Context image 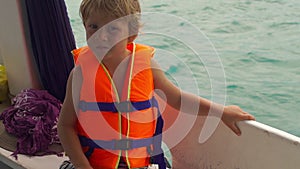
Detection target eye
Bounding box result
[88,24,99,30]
[108,25,120,33]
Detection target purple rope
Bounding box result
[0,89,62,158]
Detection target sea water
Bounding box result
[65,0,300,137]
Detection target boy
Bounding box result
[58,0,255,168]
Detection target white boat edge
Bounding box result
[0,147,68,169]
[241,120,300,144]
[170,117,300,169]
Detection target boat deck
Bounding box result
[0,100,68,169]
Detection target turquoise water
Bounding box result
[65,0,300,137]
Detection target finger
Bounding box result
[243,113,255,120]
[228,122,241,136]
[240,112,255,121]
[248,114,255,120]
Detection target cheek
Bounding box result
[86,32,90,41]
[85,27,97,40]
[114,30,129,41]
[86,31,95,40]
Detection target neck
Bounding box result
[102,49,131,76]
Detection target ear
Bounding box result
[128,35,138,43]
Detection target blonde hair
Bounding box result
[80,0,141,36]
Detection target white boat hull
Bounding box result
[170,117,300,169]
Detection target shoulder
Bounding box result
[71,46,89,63]
[66,66,82,89]
[133,43,155,58]
[151,59,167,85]
[71,66,83,85]
[72,46,95,65]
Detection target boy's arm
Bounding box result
[151,59,254,135]
[57,68,93,169]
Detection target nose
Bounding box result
[98,29,108,41]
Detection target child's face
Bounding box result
[85,12,130,59]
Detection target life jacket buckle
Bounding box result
[114,139,132,150]
[115,101,134,112]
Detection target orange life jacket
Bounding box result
[72,43,165,169]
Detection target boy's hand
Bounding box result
[221,105,255,136]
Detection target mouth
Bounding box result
[93,45,111,54]
[96,45,109,49]
[91,46,111,58]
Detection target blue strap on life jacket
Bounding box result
[79,99,152,112]
[79,135,154,151]
[149,97,166,169]
[78,97,166,168]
